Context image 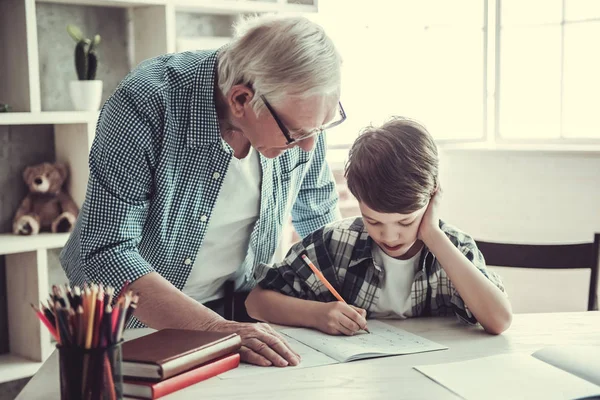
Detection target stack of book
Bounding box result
[121,329,242,399]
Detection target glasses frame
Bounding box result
[260,95,347,145]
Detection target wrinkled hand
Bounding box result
[212,320,301,367]
[313,301,368,336]
[417,187,442,245]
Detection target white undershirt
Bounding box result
[182,146,262,304]
[370,244,421,319]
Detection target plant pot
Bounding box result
[69,80,103,111]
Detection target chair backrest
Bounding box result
[475,234,600,312]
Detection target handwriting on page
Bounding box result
[281,321,447,363]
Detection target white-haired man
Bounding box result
[61,15,344,367]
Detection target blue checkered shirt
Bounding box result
[60,50,340,326]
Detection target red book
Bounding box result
[123,353,240,399]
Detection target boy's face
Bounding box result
[359,201,428,259]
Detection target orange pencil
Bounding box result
[84,284,98,349]
[301,254,370,334]
[92,289,104,348]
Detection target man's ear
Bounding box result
[228,84,255,118]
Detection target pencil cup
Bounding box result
[58,341,123,400]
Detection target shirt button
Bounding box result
[200,215,208,222]
[212,172,220,179]
[184,258,192,265]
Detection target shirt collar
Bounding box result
[348,218,375,267]
[188,50,222,149]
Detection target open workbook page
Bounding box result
[218,336,338,379]
[281,320,447,363]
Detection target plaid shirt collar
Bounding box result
[256,216,505,324]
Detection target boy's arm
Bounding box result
[419,192,512,335]
[247,226,367,335]
[246,287,367,335]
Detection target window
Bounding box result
[499,0,600,140]
[313,0,600,160]
[313,0,486,152]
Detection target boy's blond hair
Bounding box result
[345,117,438,214]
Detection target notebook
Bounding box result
[123,353,240,399]
[121,329,241,380]
[220,320,446,379]
[219,335,339,379]
[415,345,600,400]
[281,320,447,363]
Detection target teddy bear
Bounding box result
[12,162,79,235]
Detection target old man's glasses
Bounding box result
[261,95,346,145]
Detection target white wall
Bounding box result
[438,149,600,243]
[438,149,600,312]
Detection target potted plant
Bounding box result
[66,24,102,111]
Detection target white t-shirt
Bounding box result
[182,146,262,303]
[370,244,421,319]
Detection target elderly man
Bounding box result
[60,14,344,367]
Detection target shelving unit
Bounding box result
[0,234,70,256]
[0,234,67,384]
[0,111,99,125]
[36,0,318,14]
[0,0,317,383]
[0,355,45,384]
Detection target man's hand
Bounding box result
[311,301,368,336]
[209,320,301,367]
[417,187,443,246]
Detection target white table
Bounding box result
[16,312,600,400]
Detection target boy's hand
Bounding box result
[312,301,368,336]
[417,188,443,245]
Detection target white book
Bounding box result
[218,336,338,379]
[219,320,447,379]
[415,345,600,400]
[282,320,448,363]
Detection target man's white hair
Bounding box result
[217,14,341,115]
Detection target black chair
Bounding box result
[223,280,256,322]
[475,234,600,311]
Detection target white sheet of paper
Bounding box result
[415,353,600,400]
[218,336,337,379]
[281,320,447,363]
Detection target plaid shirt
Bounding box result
[60,50,340,326]
[255,217,506,324]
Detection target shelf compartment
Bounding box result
[0,354,47,384]
[0,233,70,256]
[0,111,99,126]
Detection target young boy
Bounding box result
[246,117,512,336]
